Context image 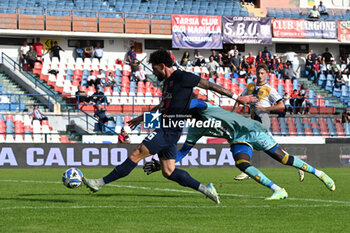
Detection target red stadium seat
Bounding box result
[74,69,83,76]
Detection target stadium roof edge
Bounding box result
[0,29,172,39]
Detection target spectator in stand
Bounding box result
[297,84,307,114]
[283,47,298,66]
[118,128,131,144]
[193,50,205,67]
[327,58,339,75]
[211,50,219,62]
[28,104,48,121]
[228,45,239,57]
[84,40,94,59]
[130,58,140,74]
[241,56,249,72]
[217,53,225,67]
[230,50,241,73]
[318,1,328,16]
[282,62,297,81]
[180,51,190,66]
[342,62,350,75]
[134,65,149,83]
[269,55,280,73]
[207,55,220,78]
[87,70,99,88]
[278,57,287,72]
[91,89,107,106]
[96,69,106,87]
[339,48,348,65]
[26,46,37,70]
[94,104,114,132]
[49,41,64,61]
[322,47,334,64]
[305,54,314,77]
[32,38,44,60]
[283,92,293,114]
[127,46,137,64]
[262,47,272,60]
[93,42,103,61]
[105,72,117,87]
[169,50,176,64]
[307,49,317,62]
[255,51,264,64]
[311,59,321,82]
[342,110,350,123]
[75,41,84,60]
[19,41,30,67]
[76,86,91,106]
[246,51,255,65]
[222,52,231,68]
[309,5,320,19]
[247,63,256,77]
[290,89,299,113]
[334,69,348,89]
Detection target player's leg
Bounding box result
[83,143,151,192]
[83,129,165,192]
[265,144,335,191]
[159,148,220,204]
[232,143,288,200]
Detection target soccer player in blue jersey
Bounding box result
[83,49,256,204]
[144,99,336,200]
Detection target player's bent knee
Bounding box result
[129,143,150,163]
[235,159,251,171]
[161,166,175,178]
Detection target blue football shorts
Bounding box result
[142,128,182,159]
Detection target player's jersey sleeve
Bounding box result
[268,87,282,103]
[180,71,201,88]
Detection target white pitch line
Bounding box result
[0,179,349,205]
[1,204,350,211]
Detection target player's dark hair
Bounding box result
[149,49,173,68]
[257,63,268,73]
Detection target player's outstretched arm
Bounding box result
[127,104,162,129]
[197,79,257,105]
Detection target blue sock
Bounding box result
[292,156,316,174]
[168,168,201,190]
[245,166,280,190]
[103,157,137,184]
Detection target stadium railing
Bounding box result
[67,108,118,134]
[1,52,57,97]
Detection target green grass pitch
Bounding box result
[1,168,350,233]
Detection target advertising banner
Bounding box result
[223,16,272,44]
[272,19,337,39]
[0,144,347,168]
[171,14,222,49]
[300,0,350,9]
[338,21,350,42]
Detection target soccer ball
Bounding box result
[62,168,83,189]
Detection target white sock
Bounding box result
[314,169,322,178]
[271,184,282,191]
[98,178,105,186]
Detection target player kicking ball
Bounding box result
[82,49,256,204]
[143,99,336,200]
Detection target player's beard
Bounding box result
[156,74,165,82]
